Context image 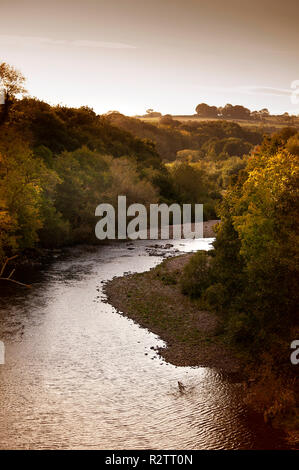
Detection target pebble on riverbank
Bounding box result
[104,221,240,374]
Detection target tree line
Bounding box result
[143,103,298,123]
[195,102,267,120]
[180,128,299,429]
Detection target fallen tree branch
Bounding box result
[0,277,32,288]
[0,256,32,288]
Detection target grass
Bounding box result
[104,254,240,372]
[138,115,299,131]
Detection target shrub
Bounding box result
[203,283,227,310]
[226,312,255,346]
[203,201,217,220]
[180,251,211,297]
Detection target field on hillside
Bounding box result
[138,114,299,133]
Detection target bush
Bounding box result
[226,312,255,346]
[180,251,212,297]
[203,201,217,220]
[38,203,71,248]
[203,283,227,310]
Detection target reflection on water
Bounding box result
[0,239,287,449]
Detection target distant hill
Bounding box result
[105,112,264,161]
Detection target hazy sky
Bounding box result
[1,0,299,115]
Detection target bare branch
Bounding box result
[8,268,15,279]
[0,255,31,288]
[0,277,31,288]
[0,255,18,276]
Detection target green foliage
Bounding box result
[180,251,212,297]
[218,156,248,188]
[166,161,219,220]
[38,200,71,248]
[0,96,265,259]
[53,147,110,241]
[182,129,299,354]
[226,312,256,346]
[104,113,263,216]
[106,113,262,162]
[203,283,227,311]
[0,96,162,255]
[0,129,60,259]
[285,133,299,156]
[9,99,162,169]
[1,67,295,290]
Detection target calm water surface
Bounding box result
[0,239,287,449]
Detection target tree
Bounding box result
[219,104,250,120]
[145,109,162,117]
[195,103,218,118]
[167,161,211,206]
[0,128,59,258]
[207,130,298,337]
[0,62,27,123]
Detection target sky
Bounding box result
[1,0,299,115]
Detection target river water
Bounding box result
[0,239,287,449]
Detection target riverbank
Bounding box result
[104,219,243,374]
[105,252,240,373]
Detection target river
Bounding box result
[0,238,287,449]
